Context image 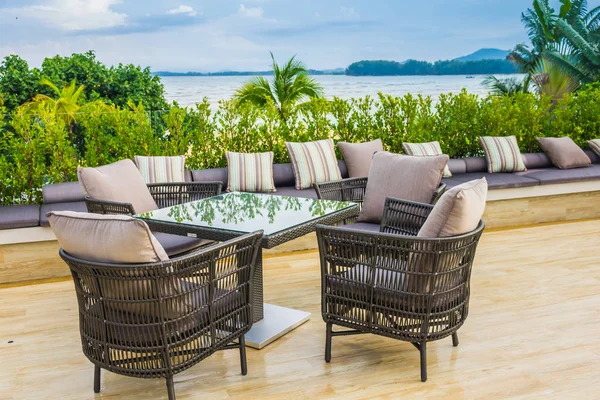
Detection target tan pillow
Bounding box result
[358,152,448,223]
[418,178,487,238]
[286,139,342,189]
[47,211,168,263]
[338,139,384,178]
[537,137,591,169]
[78,159,158,213]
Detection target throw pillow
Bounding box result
[588,139,600,158]
[418,178,488,238]
[77,159,158,214]
[538,137,591,169]
[338,139,384,178]
[285,139,342,190]
[402,141,452,178]
[225,151,276,193]
[358,152,448,223]
[479,136,527,173]
[47,211,169,263]
[134,155,186,183]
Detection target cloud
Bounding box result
[167,5,197,17]
[238,4,264,18]
[340,6,360,19]
[4,0,127,31]
[260,20,376,37]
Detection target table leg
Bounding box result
[252,249,264,322]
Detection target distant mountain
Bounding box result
[453,48,510,62]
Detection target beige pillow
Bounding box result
[47,211,168,263]
[78,159,158,213]
[537,137,591,169]
[134,155,186,183]
[358,152,448,223]
[338,139,384,178]
[285,139,342,189]
[418,178,487,238]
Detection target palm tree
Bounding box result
[25,78,85,128]
[482,76,532,96]
[234,53,324,123]
[532,57,580,101]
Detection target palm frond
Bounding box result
[542,49,591,82]
[556,18,600,64]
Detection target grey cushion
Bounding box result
[585,149,600,164]
[272,164,296,187]
[342,222,381,232]
[448,159,467,175]
[521,164,600,185]
[338,139,384,178]
[0,205,40,229]
[272,186,318,199]
[463,157,488,173]
[152,232,212,257]
[522,153,553,169]
[442,172,539,189]
[40,201,88,227]
[42,182,85,204]
[184,169,193,182]
[191,167,227,185]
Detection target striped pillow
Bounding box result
[134,156,186,183]
[479,136,527,173]
[286,139,342,190]
[588,139,600,157]
[403,141,452,177]
[226,152,276,193]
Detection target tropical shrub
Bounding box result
[2,88,600,205]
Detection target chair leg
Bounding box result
[239,335,248,376]
[325,322,332,363]
[166,376,176,400]
[419,342,427,382]
[452,332,459,347]
[93,365,101,393]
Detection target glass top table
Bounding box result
[137,192,359,349]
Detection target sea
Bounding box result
[161,74,523,108]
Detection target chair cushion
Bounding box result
[46,211,168,263]
[538,137,591,169]
[479,136,527,173]
[152,232,212,257]
[338,139,384,178]
[418,178,487,238]
[463,157,488,173]
[403,141,452,177]
[358,152,448,223]
[448,159,467,175]
[273,186,319,199]
[342,222,381,232]
[286,139,342,189]
[134,155,186,183]
[77,159,158,214]
[42,182,85,204]
[40,201,88,227]
[0,205,40,230]
[225,151,276,193]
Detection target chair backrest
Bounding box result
[59,231,262,377]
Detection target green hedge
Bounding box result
[1,88,600,205]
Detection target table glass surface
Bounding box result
[136,192,356,236]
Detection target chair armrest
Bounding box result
[147,181,223,209]
[314,177,368,203]
[430,182,447,204]
[85,197,135,215]
[380,197,434,236]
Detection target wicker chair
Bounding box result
[314,177,447,207]
[85,182,223,216]
[60,231,263,400]
[316,197,484,382]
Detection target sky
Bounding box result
[0,0,595,72]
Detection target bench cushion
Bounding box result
[442,172,539,189]
[0,205,40,230]
[522,153,553,169]
[42,182,85,204]
[40,201,88,227]
[521,164,600,185]
[273,186,318,199]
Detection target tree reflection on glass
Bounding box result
[140,192,353,228]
